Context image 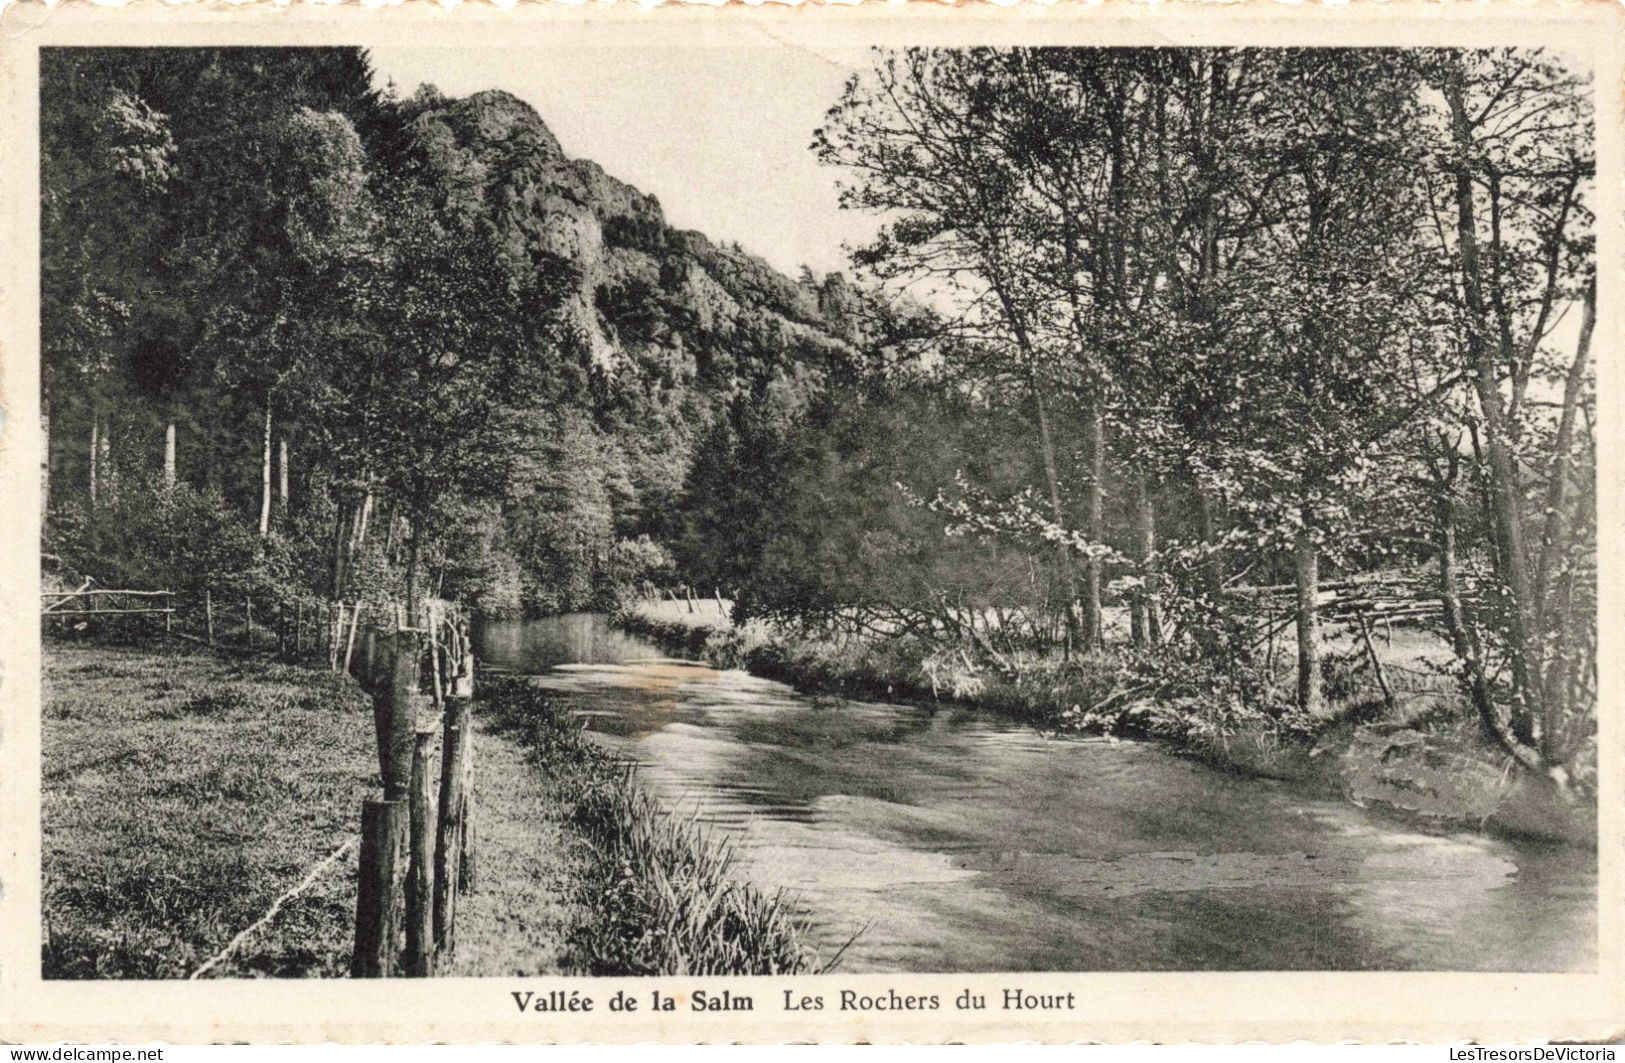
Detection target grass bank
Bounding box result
[475,676,820,975]
[436,702,579,977]
[44,641,817,979]
[43,644,376,978]
[614,604,1595,849]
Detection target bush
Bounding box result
[567,778,815,976]
[52,480,267,598]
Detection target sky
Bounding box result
[367,45,884,280]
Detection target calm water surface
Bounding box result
[478,613,1596,972]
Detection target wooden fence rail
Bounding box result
[42,588,175,634]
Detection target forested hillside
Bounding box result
[41,47,895,618]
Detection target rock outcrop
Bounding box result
[405,88,862,387]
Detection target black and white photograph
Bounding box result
[14,12,1613,1027]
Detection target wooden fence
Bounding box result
[1233,575,1466,713]
[196,591,362,666]
[41,579,376,669]
[344,602,478,977]
[42,585,175,633]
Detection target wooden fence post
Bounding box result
[433,695,471,957]
[459,727,477,891]
[404,726,437,977]
[205,590,215,646]
[373,629,423,801]
[344,602,365,676]
[351,797,406,978]
[244,595,253,648]
[329,603,344,672]
[448,623,475,700]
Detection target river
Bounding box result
[477,613,1597,973]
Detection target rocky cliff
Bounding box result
[404,88,864,392]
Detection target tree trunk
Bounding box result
[1031,376,1080,655]
[341,492,372,602]
[1438,490,1553,779]
[331,496,351,601]
[201,401,216,493]
[382,500,399,558]
[1197,485,1224,601]
[163,420,177,490]
[277,433,289,516]
[97,417,111,494]
[1445,64,1545,752]
[1436,489,1500,745]
[1534,277,1594,619]
[258,399,273,537]
[1473,375,1540,737]
[1294,526,1324,715]
[40,391,50,512]
[88,417,99,509]
[357,487,375,549]
[405,526,421,629]
[990,265,1078,658]
[1132,471,1161,649]
[1082,398,1105,651]
[1532,283,1595,762]
[1130,578,1145,648]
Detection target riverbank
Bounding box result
[474,675,820,975]
[613,603,1596,850]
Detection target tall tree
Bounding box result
[1204,50,1433,713]
[815,49,1092,651]
[361,166,574,619]
[40,50,176,514]
[1422,47,1595,788]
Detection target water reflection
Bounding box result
[479,614,1597,973]
[480,613,662,670]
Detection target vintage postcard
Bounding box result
[0,0,1620,1045]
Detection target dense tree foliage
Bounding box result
[41,47,880,621]
[811,47,1595,792]
[42,46,1595,794]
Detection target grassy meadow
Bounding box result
[43,640,819,979]
[42,645,377,978]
